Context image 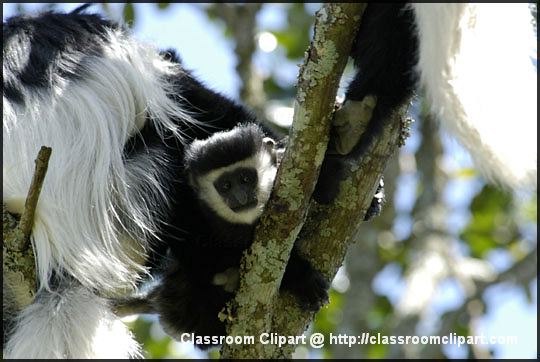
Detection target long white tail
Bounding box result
[412,3,537,190]
[3,283,141,359]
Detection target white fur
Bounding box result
[3,28,193,293]
[193,145,277,225]
[411,3,537,190]
[3,286,141,359]
[3,26,194,357]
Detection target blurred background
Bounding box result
[3,3,537,359]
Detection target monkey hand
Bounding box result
[280,253,329,311]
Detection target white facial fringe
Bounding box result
[196,149,277,225]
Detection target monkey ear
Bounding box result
[274,147,286,165]
[263,137,276,149]
[263,137,278,164]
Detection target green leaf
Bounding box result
[15,3,26,14]
[123,3,136,27]
[313,289,343,336]
[366,296,392,330]
[156,3,170,10]
[273,4,314,60]
[460,185,518,257]
[366,342,388,359]
[263,78,296,100]
[522,192,537,222]
[454,167,477,179]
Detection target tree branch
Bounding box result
[221,4,366,358]
[271,102,407,358]
[3,146,52,326]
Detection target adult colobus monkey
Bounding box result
[2,3,537,359]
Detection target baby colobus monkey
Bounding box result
[114,123,328,348]
[315,3,537,203]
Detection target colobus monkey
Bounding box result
[2,6,275,358]
[113,124,328,349]
[315,3,537,203]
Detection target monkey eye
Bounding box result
[241,175,251,184]
[221,181,231,191]
[263,137,275,148]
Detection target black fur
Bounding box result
[29,11,332,347]
[129,125,328,349]
[2,9,116,104]
[139,240,328,350]
[118,41,329,345]
[314,4,417,205]
[119,42,330,329]
[347,4,418,126]
[184,123,266,177]
[4,8,329,352]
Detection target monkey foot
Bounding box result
[330,95,378,155]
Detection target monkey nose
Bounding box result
[230,190,257,212]
[236,192,248,205]
[232,189,249,206]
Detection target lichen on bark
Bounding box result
[221,3,367,359]
[3,146,52,335]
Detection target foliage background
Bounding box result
[3,3,537,359]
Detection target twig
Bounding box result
[3,146,53,327]
[17,146,52,251]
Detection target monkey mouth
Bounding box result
[231,201,258,213]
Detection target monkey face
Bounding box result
[213,167,259,212]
